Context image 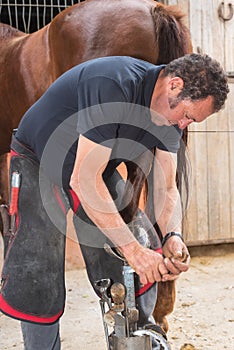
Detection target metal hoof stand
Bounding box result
[95,244,171,350]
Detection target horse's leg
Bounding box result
[0,153,9,234]
[153,280,176,333]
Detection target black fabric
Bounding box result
[1,147,69,318]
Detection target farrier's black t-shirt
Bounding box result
[16,56,182,187]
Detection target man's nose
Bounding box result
[177,117,193,129]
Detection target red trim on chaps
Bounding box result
[0,294,63,324]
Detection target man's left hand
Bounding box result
[161,236,190,281]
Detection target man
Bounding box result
[0,54,229,349]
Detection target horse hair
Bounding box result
[151,4,192,64]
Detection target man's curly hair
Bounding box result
[163,53,229,112]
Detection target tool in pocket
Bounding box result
[8,171,21,242]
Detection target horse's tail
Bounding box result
[151,4,192,65]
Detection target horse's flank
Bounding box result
[48,0,158,76]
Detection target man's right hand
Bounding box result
[119,241,175,285]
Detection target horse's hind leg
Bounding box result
[0,153,9,234]
[153,280,176,333]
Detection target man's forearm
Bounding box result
[72,174,140,250]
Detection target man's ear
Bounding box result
[169,77,184,94]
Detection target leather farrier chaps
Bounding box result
[0,137,161,325]
[0,137,69,323]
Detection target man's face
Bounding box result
[166,95,214,129]
[150,75,215,129]
[150,95,214,129]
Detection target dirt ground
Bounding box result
[0,238,234,350]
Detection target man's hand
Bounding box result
[119,241,179,285]
[162,235,190,282]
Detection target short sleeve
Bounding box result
[155,125,182,153]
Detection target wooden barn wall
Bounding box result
[166,0,234,245]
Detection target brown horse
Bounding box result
[0,0,192,332]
